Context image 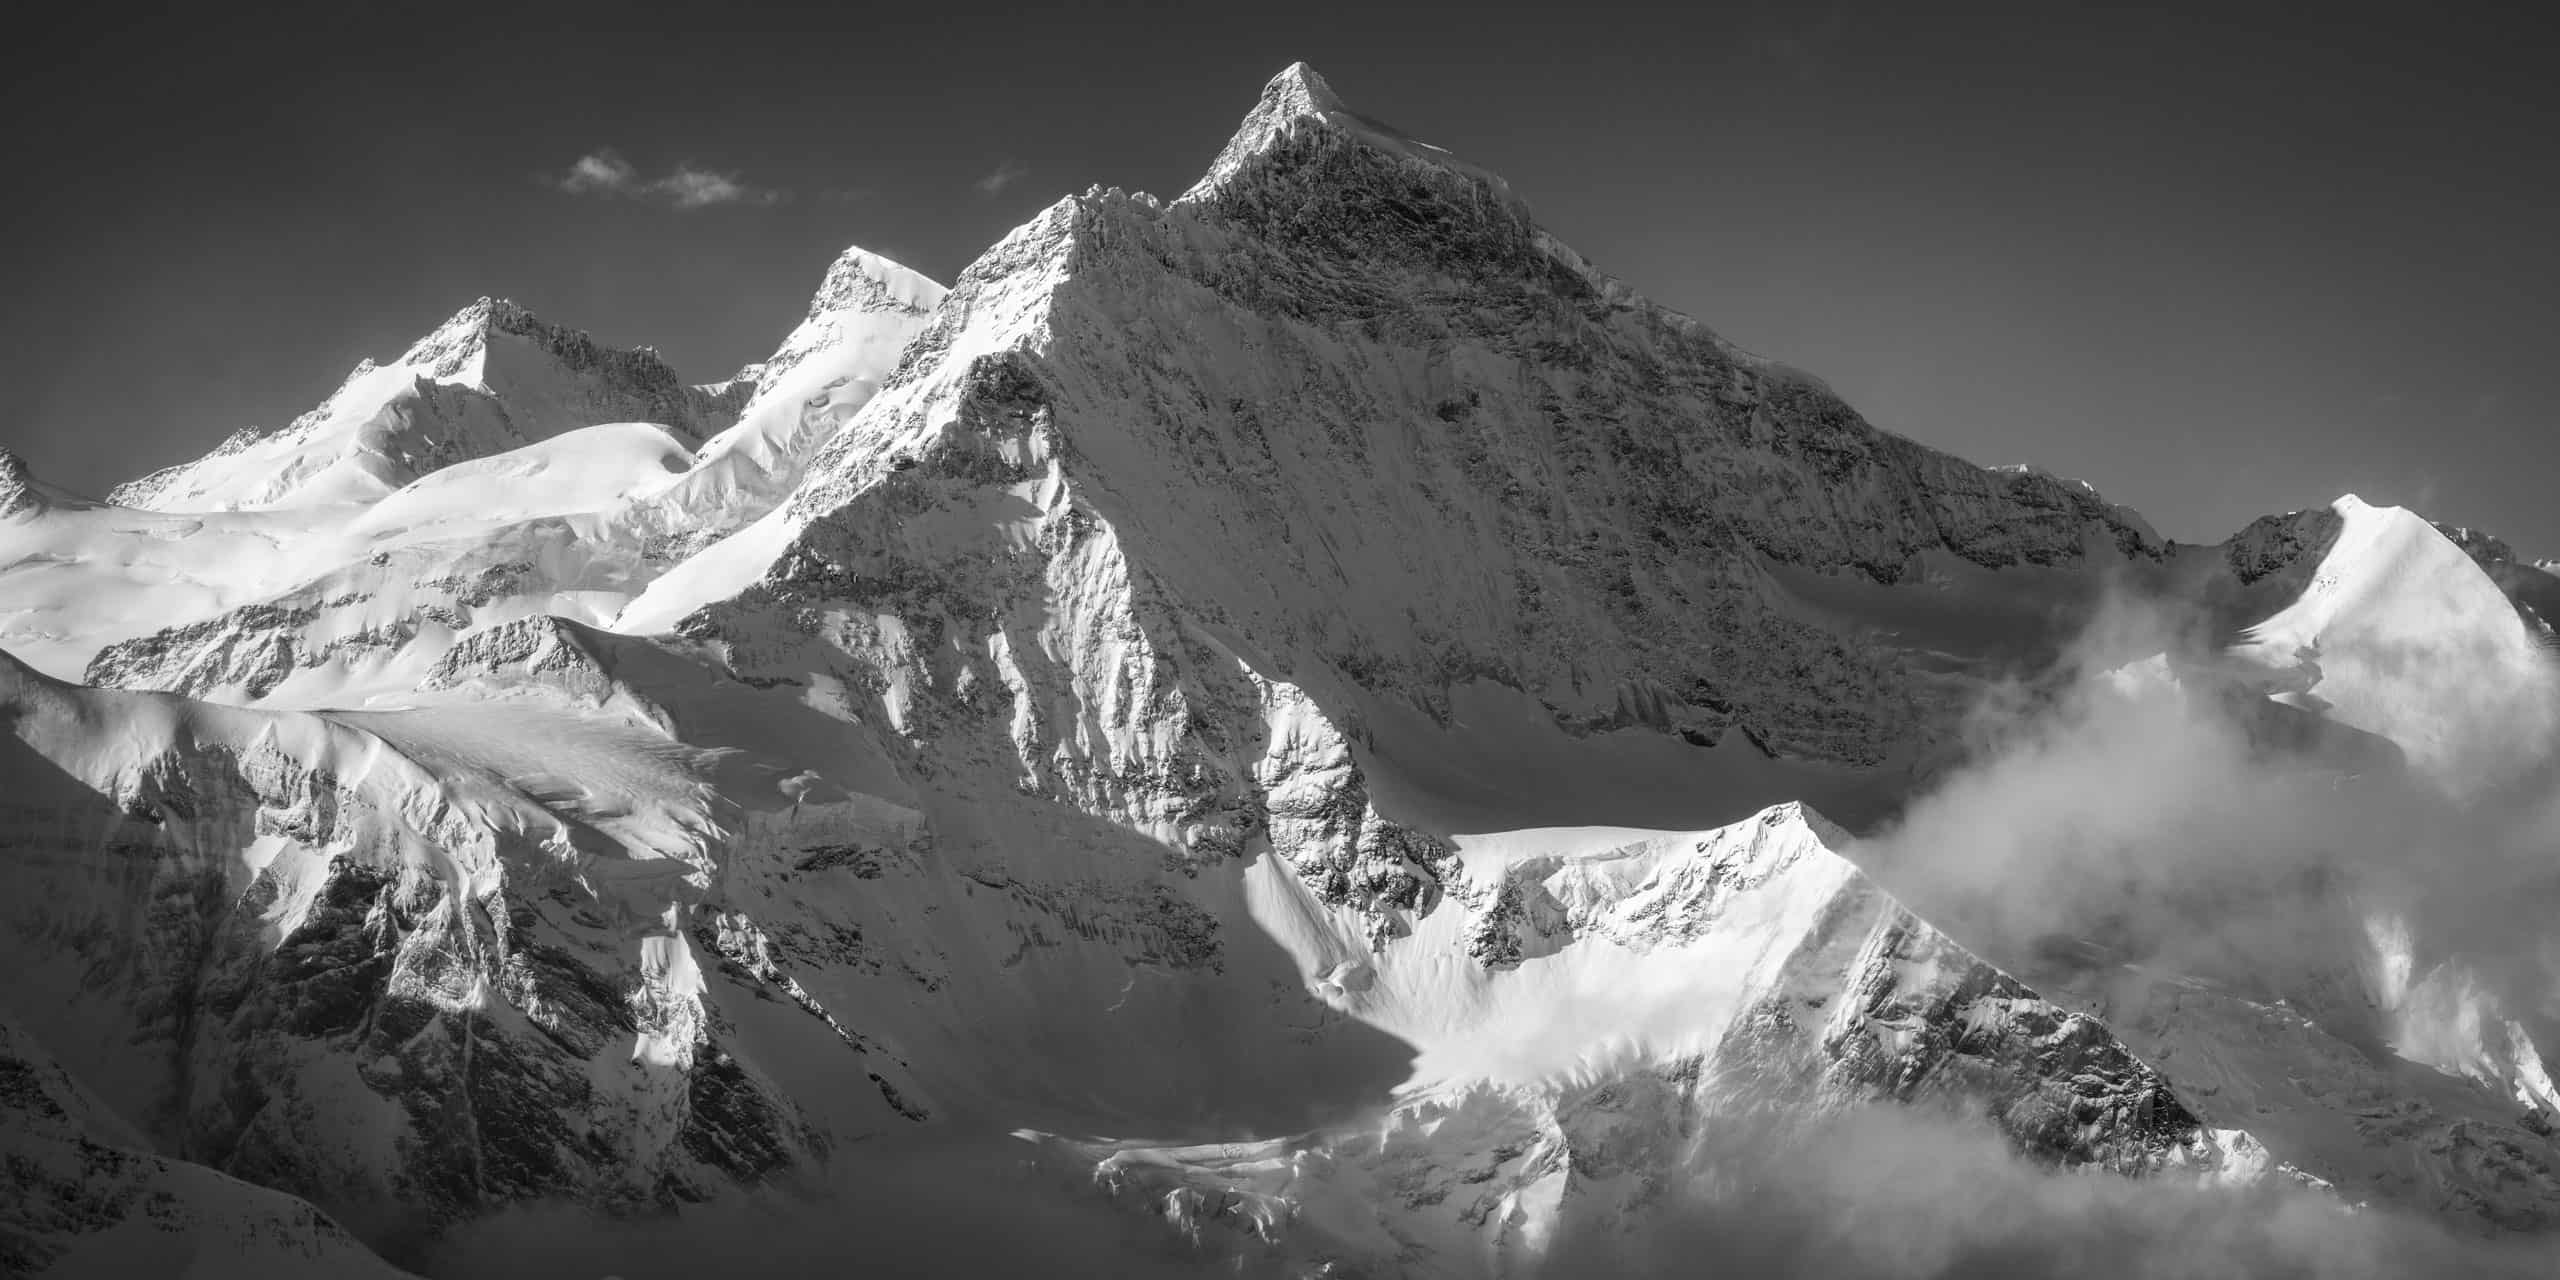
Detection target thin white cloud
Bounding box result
[559,149,640,195]
[974,160,1029,195]
[553,149,786,209]
[653,165,782,209]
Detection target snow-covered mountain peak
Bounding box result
[104,296,750,513]
[1188,60,1347,193]
[390,294,679,390]
[2234,493,2560,789]
[395,294,521,378]
[805,246,945,319]
[607,246,946,556]
[1270,60,1343,110]
[393,295,727,430]
[1181,59,1510,204]
[754,247,947,391]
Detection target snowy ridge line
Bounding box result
[0,245,943,702]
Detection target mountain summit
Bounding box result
[107,297,751,513]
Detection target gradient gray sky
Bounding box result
[5,0,2551,548]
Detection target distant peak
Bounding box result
[433,295,529,335]
[388,295,696,396]
[1266,61,1345,116]
[1180,61,1511,205]
[1183,61,1364,200]
[806,245,947,320]
[1760,800,1851,848]
[398,296,543,377]
[0,447,36,517]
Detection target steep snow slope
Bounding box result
[1,1015,413,1278]
[25,420,689,704]
[0,475,338,681]
[2233,496,2560,791]
[345,421,693,539]
[623,248,946,557]
[77,423,699,705]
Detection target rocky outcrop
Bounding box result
[2221,507,2346,585]
[0,448,40,518]
[2435,520,2560,638]
[1807,911,2204,1171]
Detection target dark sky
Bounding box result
[5,1,2553,548]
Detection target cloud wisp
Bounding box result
[553,149,785,210]
[1866,585,2560,996]
[975,159,1030,195]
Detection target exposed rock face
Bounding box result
[2435,520,2560,636]
[0,650,927,1260]
[0,448,39,518]
[2221,507,2346,585]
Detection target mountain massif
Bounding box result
[3,64,2555,1278]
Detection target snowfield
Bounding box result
[4,61,2558,1280]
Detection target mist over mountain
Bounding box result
[3,63,2556,1279]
